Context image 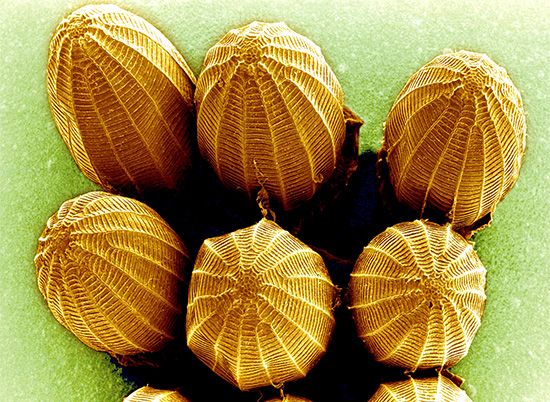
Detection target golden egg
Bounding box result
[349,220,486,370]
[195,21,346,211]
[382,50,526,231]
[35,191,189,357]
[186,219,336,390]
[47,4,196,195]
[124,386,189,402]
[369,375,472,401]
[265,394,312,402]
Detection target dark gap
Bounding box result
[119,148,427,401]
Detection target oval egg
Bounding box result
[35,191,189,356]
[382,50,526,231]
[47,4,196,195]
[195,21,346,210]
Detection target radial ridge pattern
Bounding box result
[47,4,196,195]
[124,386,189,401]
[35,191,189,356]
[349,220,486,370]
[195,21,346,210]
[369,375,472,401]
[186,219,336,390]
[383,50,526,230]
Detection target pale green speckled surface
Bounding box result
[1,0,549,401]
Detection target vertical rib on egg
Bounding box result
[195,21,346,211]
[383,50,526,231]
[35,191,189,356]
[47,4,196,195]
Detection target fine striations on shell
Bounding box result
[35,191,189,356]
[124,386,190,402]
[186,219,336,390]
[349,220,486,370]
[369,375,472,402]
[382,50,526,231]
[265,395,312,402]
[47,4,196,195]
[195,21,346,211]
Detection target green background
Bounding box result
[1,0,549,400]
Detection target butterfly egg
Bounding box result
[195,21,346,211]
[186,219,336,390]
[47,4,196,195]
[124,386,189,401]
[349,220,486,370]
[265,395,312,402]
[382,50,526,231]
[369,375,472,401]
[34,191,190,357]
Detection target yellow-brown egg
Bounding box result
[195,21,346,211]
[382,50,526,231]
[124,386,189,401]
[369,375,472,401]
[47,4,196,195]
[35,191,189,356]
[186,219,336,390]
[265,395,312,402]
[349,220,486,370]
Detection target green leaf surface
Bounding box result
[1,1,548,401]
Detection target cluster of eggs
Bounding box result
[35,4,525,401]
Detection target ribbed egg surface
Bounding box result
[124,386,189,402]
[349,220,486,370]
[195,21,346,211]
[47,4,196,195]
[265,395,312,402]
[383,50,526,230]
[35,191,189,356]
[186,219,336,390]
[369,375,472,402]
